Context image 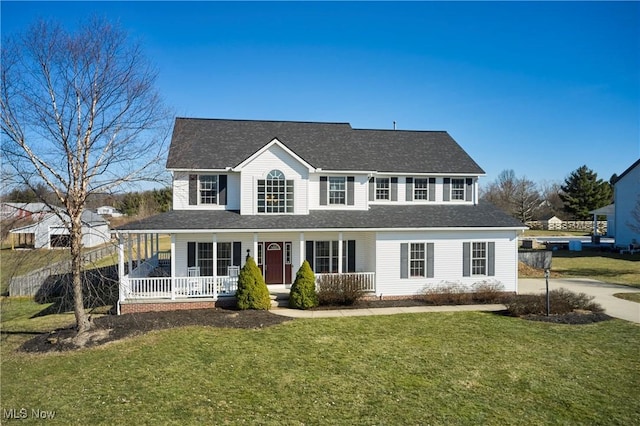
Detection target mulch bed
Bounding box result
[19,308,291,354]
[523,312,613,324]
[17,299,614,354]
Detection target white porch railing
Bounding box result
[122,275,238,301]
[315,272,376,292]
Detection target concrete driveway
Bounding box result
[519,278,640,324]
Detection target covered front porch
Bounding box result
[115,231,376,314]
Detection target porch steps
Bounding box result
[269,286,290,309]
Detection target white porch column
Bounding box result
[136,234,141,266]
[337,232,344,273]
[253,233,258,262]
[593,214,599,236]
[170,234,176,300]
[127,234,133,275]
[212,234,218,299]
[117,234,125,315]
[299,232,305,268]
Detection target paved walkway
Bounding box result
[271,304,506,318]
[519,278,640,324]
[271,278,639,323]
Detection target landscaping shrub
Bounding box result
[421,281,509,305]
[289,261,318,309]
[471,280,509,303]
[505,288,604,316]
[317,274,364,306]
[421,283,472,305]
[236,257,271,310]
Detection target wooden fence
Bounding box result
[526,220,607,233]
[8,244,118,297]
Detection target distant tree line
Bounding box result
[480,165,614,222]
[2,185,172,217]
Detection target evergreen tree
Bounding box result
[289,260,318,309]
[236,256,271,310]
[560,165,612,220]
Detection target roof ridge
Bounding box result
[175,117,352,126]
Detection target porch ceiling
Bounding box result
[116,204,525,233]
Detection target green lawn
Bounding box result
[551,250,640,287]
[0,249,70,295]
[614,293,640,303]
[1,299,639,425]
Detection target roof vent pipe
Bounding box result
[393,121,396,130]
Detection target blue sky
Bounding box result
[2,1,639,186]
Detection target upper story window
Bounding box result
[189,174,227,206]
[376,178,390,200]
[258,169,294,213]
[329,177,346,204]
[451,178,466,200]
[414,178,429,200]
[199,175,218,204]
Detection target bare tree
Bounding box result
[481,169,542,222]
[1,18,171,338]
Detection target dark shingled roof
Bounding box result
[117,204,525,232]
[166,118,485,174]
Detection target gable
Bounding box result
[233,138,314,174]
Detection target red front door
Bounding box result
[265,242,283,284]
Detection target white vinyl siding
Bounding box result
[308,174,369,210]
[172,171,240,210]
[375,230,518,296]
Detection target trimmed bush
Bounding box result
[236,256,271,310]
[421,281,509,305]
[505,288,604,316]
[289,261,318,309]
[317,274,364,306]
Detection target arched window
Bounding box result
[257,169,294,213]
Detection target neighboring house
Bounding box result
[10,209,111,249]
[613,158,640,248]
[96,205,123,217]
[0,202,52,221]
[115,118,526,314]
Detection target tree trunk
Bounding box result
[70,213,91,334]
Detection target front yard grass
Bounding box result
[551,250,640,287]
[1,299,639,425]
[614,293,640,303]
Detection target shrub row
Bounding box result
[421,281,509,305]
[504,288,603,316]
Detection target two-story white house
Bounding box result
[115,118,526,314]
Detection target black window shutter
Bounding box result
[462,242,470,277]
[369,177,375,201]
[488,242,495,276]
[406,177,413,201]
[466,178,473,202]
[187,242,196,268]
[189,175,198,205]
[347,177,354,206]
[426,242,434,278]
[429,178,436,202]
[305,241,314,270]
[347,240,356,272]
[400,243,408,279]
[443,178,451,202]
[391,177,398,201]
[219,175,227,205]
[233,242,242,266]
[320,176,328,205]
